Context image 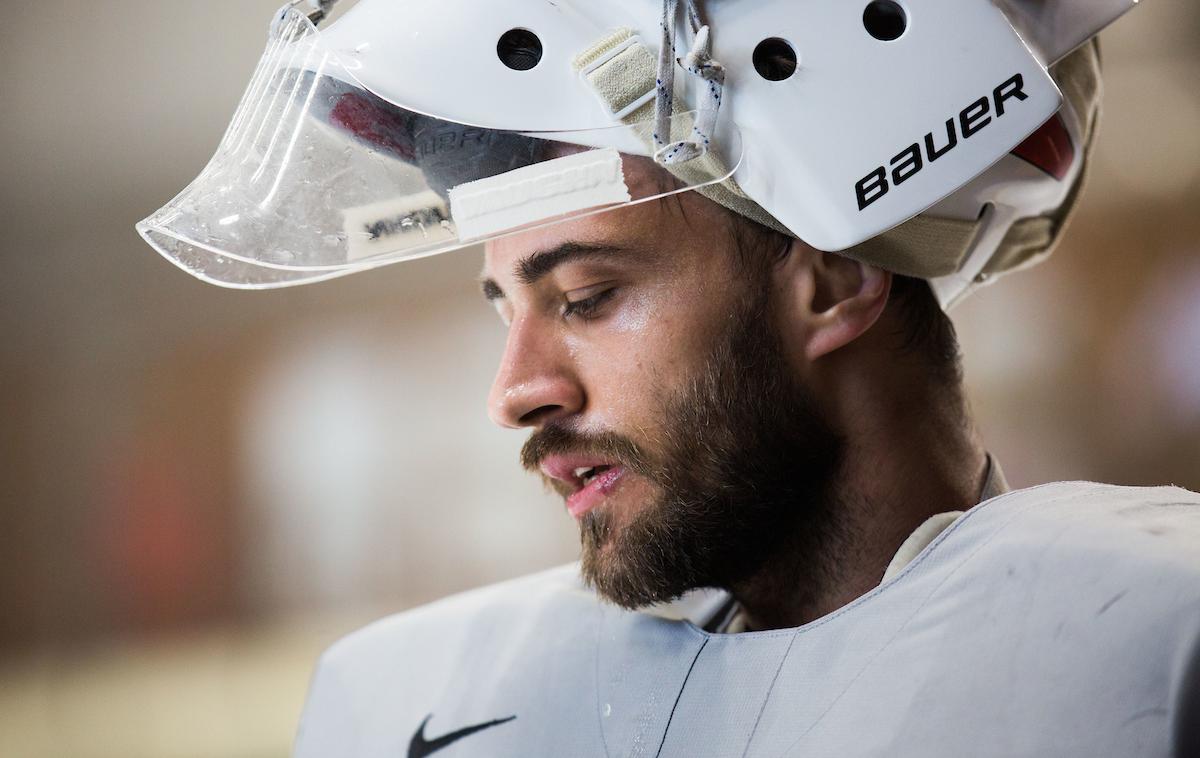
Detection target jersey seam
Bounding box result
[654,638,709,758]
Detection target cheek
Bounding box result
[565,286,706,428]
[607,286,657,334]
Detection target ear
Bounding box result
[777,242,892,362]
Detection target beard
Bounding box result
[521,280,845,610]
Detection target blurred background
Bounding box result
[1,2,1197,756]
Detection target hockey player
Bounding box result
[138,1,1200,755]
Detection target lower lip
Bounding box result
[566,466,626,518]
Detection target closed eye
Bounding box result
[562,287,617,321]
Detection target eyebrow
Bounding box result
[479,242,634,302]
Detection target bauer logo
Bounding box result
[855,73,1030,212]
[450,148,632,241]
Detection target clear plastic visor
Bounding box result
[137,7,743,289]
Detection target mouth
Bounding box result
[575,464,614,488]
[539,456,628,518]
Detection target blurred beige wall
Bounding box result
[0,2,1198,756]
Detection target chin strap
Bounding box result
[653,0,725,165]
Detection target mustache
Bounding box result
[520,423,654,479]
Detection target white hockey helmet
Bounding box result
[138,0,1135,307]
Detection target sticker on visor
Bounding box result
[448,148,631,242]
[343,190,454,263]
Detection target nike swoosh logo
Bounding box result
[408,713,517,758]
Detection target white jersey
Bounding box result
[294,482,1200,757]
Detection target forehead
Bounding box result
[482,177,734,283]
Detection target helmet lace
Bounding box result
[653,0,725,165]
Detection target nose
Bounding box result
[488,315,585,429]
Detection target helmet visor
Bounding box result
[137,6,743,289]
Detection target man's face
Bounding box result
[481,177,842,608]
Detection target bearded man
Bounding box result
[290,153,1200,757]
[137,0,1200,755]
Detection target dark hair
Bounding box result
[887,274,962,386]
[726,213,962,387]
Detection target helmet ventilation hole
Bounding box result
[752,38,798,81]
[863,1,907,41]
[497,28,543,71]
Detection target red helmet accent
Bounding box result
[1010,113,1074,181]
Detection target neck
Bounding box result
[730,367,988,631]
